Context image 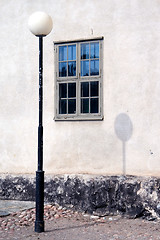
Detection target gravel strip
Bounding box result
[0,204,109,232]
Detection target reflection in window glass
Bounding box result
[81,43,89,59]
[90,60,99,76]
[81,99,89,113]
[91,81,99,97]
[90,42,99,59]
[68,83,76,98]
[81,61,89,76]
[68,61,76,76]
[81,82,89,97]
[90,98,98,113]
[59,46,67,61]
[68,45,76,60]
[59,62,67,77]
[59,45,77,78]
[80,42,99,77]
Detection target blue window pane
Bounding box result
[68,45,76,60]
[91,81,99,97]
[59,62,67,77]
[81,61,89,76]
[81,99,89,113]
[90,42,99,59]
[68,83,76,98]
[68,61,76,76]
[81,82,89,97]
[90,98,99,113]
[81,43,89,59]
[59,83,67,98]
[68,99,76,114]
[90,60,99,76]
[59,99,67,114]
[59,46,67,61]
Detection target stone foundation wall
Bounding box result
[0,174,160,220]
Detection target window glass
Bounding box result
[91,81,99,97]
[59,46,67,61]
[59,99,67,114]
[59,45,76,77]
[59,62,67,77]
[68,83,76,98]
[68,99,76,114]
[81,82,89,97]
[90,98,98,113]
[81,43,89,59]
[81,99,89,113]
[90,60,99,76]
[81,61,89,76]
[80,42,99,77]
[68,45,76,60]
[59,83,67,98]
[68,61,76,76]
[90,42,99,59]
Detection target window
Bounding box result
[54,38,103,120]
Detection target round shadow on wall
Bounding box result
[114,113,133,175]
[114,113,133,142]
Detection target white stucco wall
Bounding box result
[1,0,160,176]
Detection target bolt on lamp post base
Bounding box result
[35,170,44,233]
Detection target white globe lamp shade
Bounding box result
[28,11,53,36]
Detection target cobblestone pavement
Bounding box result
[0,203,160,239]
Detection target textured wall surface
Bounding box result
[0,0,160,176]
[1,174,160,220]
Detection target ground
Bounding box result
[0,201,160,239]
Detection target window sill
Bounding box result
[54,115,104,121]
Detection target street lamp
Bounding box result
[28,11,53,233]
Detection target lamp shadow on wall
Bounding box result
[114,113,133,176]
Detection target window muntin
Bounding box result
[80,42,99,77]
[58,44,76,77]
[59,82,76,115]
[81,81,99,114]
[55,39,103,120]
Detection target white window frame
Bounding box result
[54,37,103,121]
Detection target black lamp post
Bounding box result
[28,11,53,233]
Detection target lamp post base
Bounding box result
[35,170,44,233]
[35,220,44,233]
